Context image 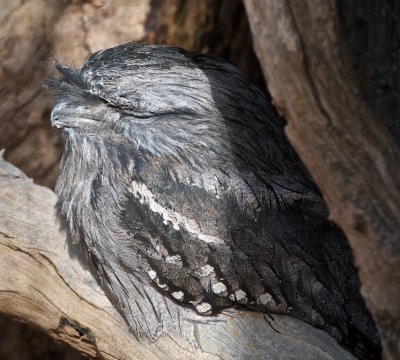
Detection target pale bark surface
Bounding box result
[243,1,400,358]
[0,156,355,359]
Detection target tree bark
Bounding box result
[0,155,355,359]
[243,1,400,358]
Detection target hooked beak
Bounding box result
[51,103,98,129]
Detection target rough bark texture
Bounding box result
[0,156,355,359]
[243,0,400,358]
[337,0,400,144]
[0,0,264,188]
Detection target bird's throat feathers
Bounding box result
[56,131,132,217]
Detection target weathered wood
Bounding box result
[0,156,354,359]
[243,1,400,358]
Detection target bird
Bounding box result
[48,42,380,359]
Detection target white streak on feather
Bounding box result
[259,293,274,306]
[129,181,223,244]
[165,254,182,267]
[171,291,184,301]
[212,282,228,296]
[199,265,215,277]
[148,270,157,280]
[235,289,247,304]
[195,302,212,314]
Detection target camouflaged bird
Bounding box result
[48,42,380,358]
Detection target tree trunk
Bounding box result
[243,1,400,358]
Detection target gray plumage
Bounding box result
[48,42,380,358]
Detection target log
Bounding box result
[243,1,400,358]
[0,155,354,359]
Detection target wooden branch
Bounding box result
[0,156,354,359]
[243,1,400,358]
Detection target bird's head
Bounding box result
[48,43,276,170]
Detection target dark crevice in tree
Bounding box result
[337,0,400,144]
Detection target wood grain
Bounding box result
[243,1,400,358]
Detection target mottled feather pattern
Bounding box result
[49,43,380,358]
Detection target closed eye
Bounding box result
[103,99,155,120]
[123,110,156,119]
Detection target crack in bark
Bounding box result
[37,252,117,317]
[285,0,333,127]
[80,8,92,57]
[0,231,16,239]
